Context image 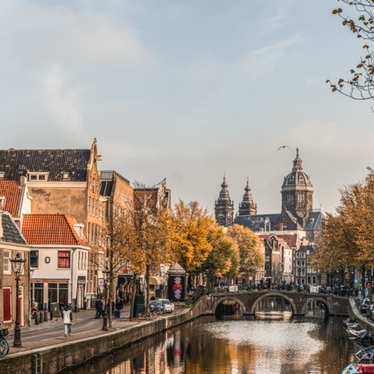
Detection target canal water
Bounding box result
[66,317,355,374]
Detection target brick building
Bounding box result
[22,214,89,310]
[0,211,29,327]
[0,139,106,307]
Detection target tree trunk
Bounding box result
[108,273,113,328]
[102,280,108,331]
[129,275,137,320]
[145,264,150,313]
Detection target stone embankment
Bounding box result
[349,298,374,332]
[0,296,213,374]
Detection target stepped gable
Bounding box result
[0,149,91,181]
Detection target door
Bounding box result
[3,288,11,322]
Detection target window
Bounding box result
[63,172,70,180]
[30,250,39,268]
[33,283,44,309]
[3,250,11,275]
[57,251,70,268]
[28,172,49,181]
[0,171,4,178]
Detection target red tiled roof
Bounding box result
[22,214,88,246]
[0,180,21,217]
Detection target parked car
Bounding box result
[158,299,175,313]
[149,300,163,314]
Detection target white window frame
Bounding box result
[3,250,11,275]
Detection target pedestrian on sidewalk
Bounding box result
[95,298,103,319]
[62,305,73,337]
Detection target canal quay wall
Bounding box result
[349,298,374,332]
[0,296,214,374]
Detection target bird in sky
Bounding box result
[277,145,289,151]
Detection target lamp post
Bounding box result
[10,253,25,348]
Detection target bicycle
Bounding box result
[0,328,9,358]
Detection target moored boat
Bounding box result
[342,364,374,373]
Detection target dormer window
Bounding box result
[0,171,5,179]
[28,172,49,181]
[63,172,70,181]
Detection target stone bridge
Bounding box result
[208,290,349,317]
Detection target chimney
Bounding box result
[20,175,27,186]
[73,223,85,238]
[0,197,6,210]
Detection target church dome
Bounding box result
[281,148,313,191]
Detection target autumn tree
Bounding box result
[328,1,374,100]
[171,201,214,286]
[132,194,174,313]
[312,171,374,284]
[200,226,239,288]
[100,208,145,329]
[227,224,264,279]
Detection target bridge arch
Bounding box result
[301,297,330,317]
[213,296,247,316]
[250,292,297,316]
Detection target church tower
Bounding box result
[238,178,257,216]
[215,175,234,227]
[281,148,314,228]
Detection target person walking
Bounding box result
[95,298,103,319]
[62,305,73,337]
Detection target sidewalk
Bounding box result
[6,307,140,354]
[5,306,188,355]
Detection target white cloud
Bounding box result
[240,35,302,76]
[0,1,149,68]
[42,66,84,136]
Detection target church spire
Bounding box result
[215,175,234,227]
[238,178,257,217]
[292,147,303,171]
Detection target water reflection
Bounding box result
[66,317,355,374]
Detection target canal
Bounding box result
[65,316,355,374]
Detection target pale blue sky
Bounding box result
[0,0,372,214]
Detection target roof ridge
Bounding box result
[0,148,90,151]
[24,213,66,216]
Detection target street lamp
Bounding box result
[10,253,25,347]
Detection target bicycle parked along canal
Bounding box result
[0,326,9,358]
